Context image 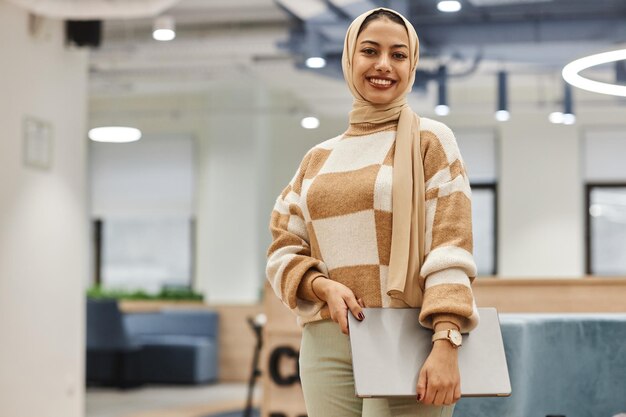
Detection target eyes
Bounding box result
[361,47,408,61]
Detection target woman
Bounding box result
[266,7,479,417]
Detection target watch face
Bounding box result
[450,331,462,346]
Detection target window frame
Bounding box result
[585,182,626,275]
[470,182,498,276]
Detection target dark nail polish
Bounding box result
[417,394,422,401]
[358,312,365,320]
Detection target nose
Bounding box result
[374,54,391,72]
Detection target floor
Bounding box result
[85,382,261,417]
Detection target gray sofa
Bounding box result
[123,309,219,384]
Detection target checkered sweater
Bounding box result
[266,117,479,332]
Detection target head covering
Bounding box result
[342,7,419,124]
[342,8,425,308]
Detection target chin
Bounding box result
[365,93,399,105]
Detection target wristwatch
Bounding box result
[431,329,463,348]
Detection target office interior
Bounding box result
[1,0,626,417]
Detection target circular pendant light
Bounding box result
[562,49,626,97]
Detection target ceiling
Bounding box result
[84,0,626,116]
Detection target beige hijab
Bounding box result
[342,8,425,308]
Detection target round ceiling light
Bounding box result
[437,1,462,13]
[88,126,142,143]
[301,117,320,129]
[305,57,326,69]
[562,49,626,97]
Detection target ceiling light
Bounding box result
[562,82,575,125]
[435,65,450,116]
[305,57,326,69]
[301,117,320,129]
[549,112,564,124]
[495,110,510,122]
[438,1,462,12]
[495,71,510,122]
[435,105,450,116]
[562,48,626,96]
[88,126,142,143]
[562,113,576,125]
[153,15,175,41]
[549,82,576,125]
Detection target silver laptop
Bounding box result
[348,307,511,398]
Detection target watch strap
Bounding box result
[431,329,462,347]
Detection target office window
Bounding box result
[99,216,194,291]
[456,129,498,276]
[471,184,497,276]
[584,129,626,275]
[90,134,196,291]
[586,185,626,275]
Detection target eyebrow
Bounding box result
[360,40,408,49]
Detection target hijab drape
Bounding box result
[342,8,425,307]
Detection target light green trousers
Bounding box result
[299,319,455,417]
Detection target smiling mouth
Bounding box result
[367,77,396,88]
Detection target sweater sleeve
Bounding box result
[266,150,328,318]
[417,120,480,333]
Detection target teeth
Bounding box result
[370,78,392,86]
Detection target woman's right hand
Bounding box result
[312,278,365,335]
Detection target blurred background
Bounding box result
[1,0,625,417]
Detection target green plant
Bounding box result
[86,285,203,301]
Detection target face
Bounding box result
[352,18,411,105]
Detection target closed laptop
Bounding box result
[348,307,511,398]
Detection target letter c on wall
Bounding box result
[269,346,300,386]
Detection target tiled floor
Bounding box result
[85,382,261,417]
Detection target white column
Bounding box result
[0,3,89,416]
[498,113,584,276]
[195,85,269,303]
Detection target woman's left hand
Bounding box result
[416,341,461,406]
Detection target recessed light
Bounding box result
[305,57,326,69]
[153,15,176,41]
[301,117,320,129]
[88,126,142,143]
[438,1,462,13]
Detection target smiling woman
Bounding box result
[266,7,479,417]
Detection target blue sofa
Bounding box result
[86,299,219,386]
[454,313,626,417]
[123,309,219,384]
[86,298,143,387]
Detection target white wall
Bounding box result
[584,128,626,181]
[498,114,583,276]
[90,133,195,217]
[195,85,276,303]
[0,3,88,417]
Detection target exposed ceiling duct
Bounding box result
[467,0,552,6]
[80,0,626,109]
[6,0,181,20]
[276,0,626,79]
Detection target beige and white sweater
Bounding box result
[266,117,480,332]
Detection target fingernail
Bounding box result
[417,394,422,401]
[358,312,365,320]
